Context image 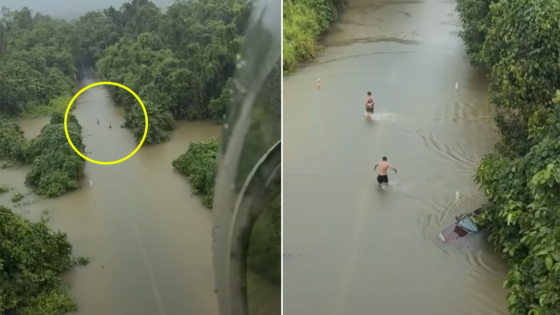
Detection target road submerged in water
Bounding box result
[283,0,509,314]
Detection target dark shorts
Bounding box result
[366,105,374,113]
[377,175,389,184]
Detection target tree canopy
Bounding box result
[457,0,560,314]
[0,205,85,314]
[283,0,346,72]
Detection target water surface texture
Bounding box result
[0,78,221,315]
[283,0,508,314]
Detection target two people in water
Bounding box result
[97,118,111,129]
[374,156,397,186]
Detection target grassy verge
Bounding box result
[20,95,73,119]
[282,0,346,73]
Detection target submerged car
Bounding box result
[439,208,483,242]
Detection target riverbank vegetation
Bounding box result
[172,138,218,209]
[0,0,252,144]
[456,0,560,313]
[0,205,87,314]
[0,113,86,198]
[283,0,346,72]
[172,60,281,284]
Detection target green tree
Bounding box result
[171,138,219,208]
[0,205,81,315]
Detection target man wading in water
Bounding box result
[365,91,374,116]
[374,156,397,186]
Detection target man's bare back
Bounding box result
[374,156,397,185]
[376,161,391,175]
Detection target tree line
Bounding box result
[456,0,560,313]
[172,60,281,285]
[0,0,251,144]
[1,0,281,313]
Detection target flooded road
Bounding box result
[0,78,221,315]
[283,0,508,314]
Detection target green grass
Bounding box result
[20,95,73,119]
[283,0,344,73]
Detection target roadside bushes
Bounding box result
[455,0,497,67]
[456,0,560,313]
[24,114,86,197]
[474,94,560,315]
[0,113,86,198]
[172,138,219,208]
[457,0,560,158]
[0,205,81,315]
[0,119,31,163]
[283,0,346,72]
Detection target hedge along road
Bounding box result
[283,0,509,314]
[64,81,149,165]
[0,74,221,315]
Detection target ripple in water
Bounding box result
[415,129,481,172]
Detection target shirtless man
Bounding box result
[374,156,397,186]
[365,92,374,115]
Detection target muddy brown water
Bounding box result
[283,0,509,314]
[0,78,223,315]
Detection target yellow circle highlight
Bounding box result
[64,81,149,165]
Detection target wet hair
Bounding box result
[367,92,372,96]
[382,156,387,161]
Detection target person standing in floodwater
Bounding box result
[365,92,375,116]
[97,118,99,125]
[317,78,321,90]
[109,122,112,129]
[374,156,397,186]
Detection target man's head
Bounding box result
[382,156,387,161]
[367,92,372,96]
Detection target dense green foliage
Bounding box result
[92,0,250,143]
[0,205,82,314]
[172,56,281,283]
[0,0,252,144]
[283,0,346,72]
[0,113,86,198]
[172,138,218,208]
[248,195,281,285]
[0,8,76,118]
[457,0,560,313]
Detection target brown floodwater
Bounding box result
[0,78,222,315]
[283,0,508,314]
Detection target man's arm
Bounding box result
[390,164,397,174]
[374,163,379,171]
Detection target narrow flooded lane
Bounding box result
[283,0,507,314]
[0,78,221,315]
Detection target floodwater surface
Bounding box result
[283,0,508,314]
[0,78,221,315]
